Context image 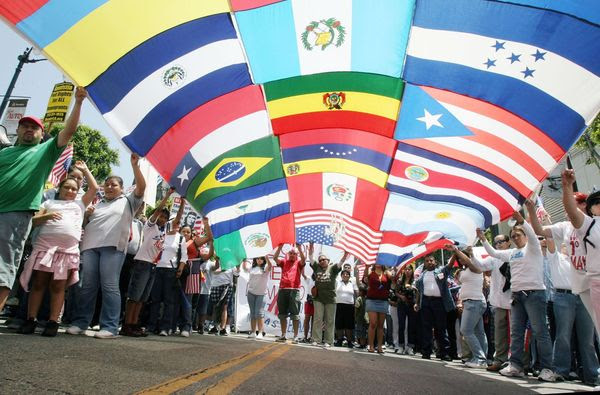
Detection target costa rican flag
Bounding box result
[48,144,73,186]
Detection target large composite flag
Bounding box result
[2,0,599,267]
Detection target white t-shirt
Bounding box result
[423,270,441,297]
[127,219,144,256]
[247,266,270,296]
[156,233,188,269]
[575,215,600,277]
[38,199,85,243]
[134,219,163,263]
[81,192,143,253]
[483,221,545,292]
[548,221,588,293]
[201,261,215,295]
[546,250,572,290]
[458,268,485,302]
[212,269,234,287]
[471,255,512,310]
[336,280,355,304]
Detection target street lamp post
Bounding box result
[0,47,47,120]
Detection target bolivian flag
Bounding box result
[264,72,403,137]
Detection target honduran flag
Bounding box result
[234,0,414,83]
[403,0,600,152]
[280,128,396,188]
[264,72,403,137]
[494,0,600,25]
[286,172,388,231]
[214,214,295,269]
[203,178,290,239]
[376,231,453,268]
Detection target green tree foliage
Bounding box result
[49,124,119,181]
[575,113,600,169]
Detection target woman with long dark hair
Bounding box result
[242,256,271,339]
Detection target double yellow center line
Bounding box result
[137,343,291,394]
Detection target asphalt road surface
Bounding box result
[0,324,596,394]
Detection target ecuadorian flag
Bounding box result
[235,0,415,83]
[265,72,403,137]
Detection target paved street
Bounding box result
[0,323,596,394]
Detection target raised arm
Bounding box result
[172,197,186,229]
[76,161,98,207]
[149,187,174,223]
[476,228,512,261]
[130,154,146,199]
[524,198,552,238]
[57,87,86,147]
[446,245,481,274]
[308,242,314,262]
[337,250,350,268]
[297,243,306,266]
[562,169,585,229]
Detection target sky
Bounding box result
[0,22,134,184]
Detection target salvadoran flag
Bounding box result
[87,13,252,155]
[403,0,600,151]
[381,192,485,246]
[234,0,414,83]
[204,178,290,239]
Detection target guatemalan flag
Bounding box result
[403,0,600,156]
[234,0,415,83]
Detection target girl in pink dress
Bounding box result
[18,161,98,336]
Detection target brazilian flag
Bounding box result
[188,136,284,212]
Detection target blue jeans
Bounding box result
[148,268,177,332]
[553,292,599,382]
[247,292,265,319]
[509,290,553,370]
[460,300,488,363]
[397,302,418,347]
[72,247,126,335]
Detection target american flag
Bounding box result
[48,144,73,186]
[294,210,382,265]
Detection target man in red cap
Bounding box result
[0,87,87,313]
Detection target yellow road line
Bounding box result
[136,343,277,395]
[199,345,292,395]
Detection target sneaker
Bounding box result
[248,332,256,339]
[310,341,319,346]
[208,327,218,334]
[500,363,525,378]
[486,362,504,372]
[347,342,354,349]
[276,336,287,343]
[440,355,452,362]
[292,338,299,344]
[94,330,117,339]
[17,318,37,334]
[404,346,415,356]
[181,330,190,338]
[256,333,263,340]
[465,360,488,369]
[41,321,59,337]
[538,368,557,382]
[159,330,169,337]
[6,317,25,330]
[395,346,403,354]
[323,343,331,348]
[219,329,228,336]
[198,328,204,335]
[66,325,85,335]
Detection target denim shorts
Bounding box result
[366,299,389,314]
[0,211,33,288]
[127,260,156,302]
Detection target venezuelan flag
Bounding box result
[264,72,403,137]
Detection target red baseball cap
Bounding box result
[18,116,44,131]
[574,192,588,204]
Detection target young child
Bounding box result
[355,285,369,348]
[18,161,97,336]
